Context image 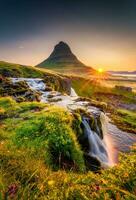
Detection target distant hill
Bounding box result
[108,70,136,75]
[36,41,95,76]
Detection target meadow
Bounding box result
[0,63,136,199]
[0,97,136,199]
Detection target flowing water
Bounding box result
[11,78,136,167]
[82,117,110,167]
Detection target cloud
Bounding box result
[19,46,24,49]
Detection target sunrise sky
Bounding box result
[0,0,136,71]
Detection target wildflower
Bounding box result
[7,183,18,198]
[48,180,55,186]
[94,184,100,191]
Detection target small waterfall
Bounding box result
[100,113,116,165]
[12,78,46,91]
[82,117,110,167]
[70,88,78,97]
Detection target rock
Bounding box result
[44,87,53,92]
[0,77,41,102]
[84,154,101,171]
[43,75,71,95]
[59,77,71,95]
[115,85,132,92]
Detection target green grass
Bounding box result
[0,97,136,199]
[0,61,73,95]
[71,77,136,104]
[71,77,136,134]
[111,109,136,133]
[0,61,45,78]
[0,97,85,171]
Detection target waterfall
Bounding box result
[12,78,46,91]
[82,112,117,167]
[100,113,116,166]
[82,117,110,167]
[10,78,118,168]
[70,88,78,97]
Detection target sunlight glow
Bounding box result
[98,68,103,73]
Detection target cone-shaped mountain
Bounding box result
[36,41,95,75]
[37,41,87,67]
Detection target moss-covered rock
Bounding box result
[0,61,72,95]
[0,77,41,102]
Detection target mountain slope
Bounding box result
[36,41,95,76]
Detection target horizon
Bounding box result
[0,0,136,71]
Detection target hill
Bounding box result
[36,41,95,76]
[0,61,72,94]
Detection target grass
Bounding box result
[0,61,73,95]
[71,77,136,104]
[0,97,136,199]
[71,77,136,133]
[111,109,136,133]
[0,97,85,171]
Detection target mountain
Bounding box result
[36,41,95,76]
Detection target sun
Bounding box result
[98,68,103,73]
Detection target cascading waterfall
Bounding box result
[82,117,110,168]
[100,113,116,165]
[10,78,136,168]
[11,78,113,167]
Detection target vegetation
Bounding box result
[0,63,136,199]
[0,97,136,199]
[71,77,136,104]
[0,61,73,95]
[72,77,136,133]
[111,109,136,134]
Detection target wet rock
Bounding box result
[59,78,71,95]
[84,154,101,171]
[48,98,62,102]
[0,77,41,102]
[44,86,53,92]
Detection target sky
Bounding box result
[0,0,136,71]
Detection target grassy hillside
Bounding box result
[0,61,72,95]
[71,77,136,133]
[0,97,136,199]
[38,64,96,77]
[0,61,58,78]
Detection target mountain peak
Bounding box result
[36,41,85,68]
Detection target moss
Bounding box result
[0,97,136,199]
[71,77,136,105]
[0,98,85,172]
[0,61,72,95]
[111,109,136,134]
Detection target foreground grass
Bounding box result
[0,97,136,199]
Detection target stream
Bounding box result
[11,78,136,167]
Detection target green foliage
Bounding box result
[0,144,136,199]
[0,96,16,109]
[111,109,136,133]
[72,77,136,104]
[71,77,136,133]
[0,98,85,172]
[0,97,136,199]
[0,61,45,78]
